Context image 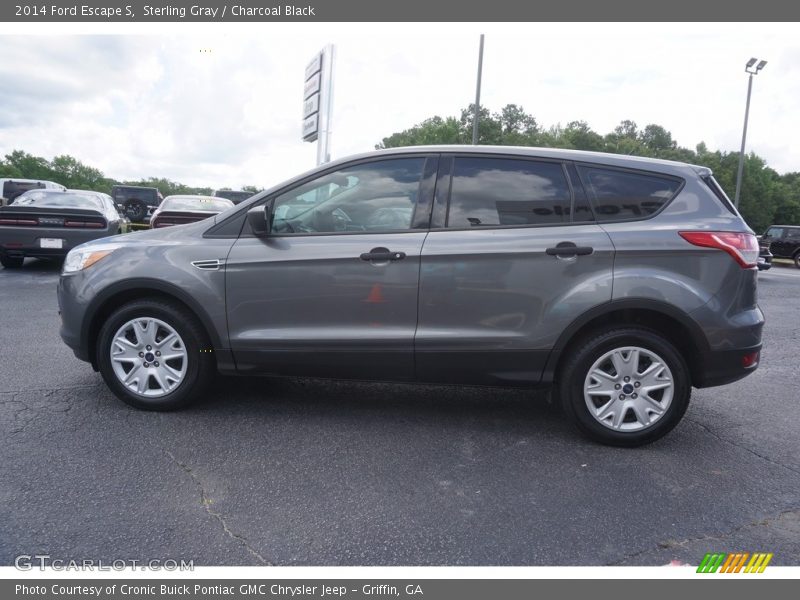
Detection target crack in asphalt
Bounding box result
[607,507,800,566]
[164,450,272,566]
[0,384,104,395]
[684,416,800,476]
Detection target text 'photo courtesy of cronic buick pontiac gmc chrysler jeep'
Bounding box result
[56,146,764,446]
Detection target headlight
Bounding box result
[62,247,117,274]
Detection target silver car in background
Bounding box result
[56,146,764,446]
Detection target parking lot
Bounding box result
[1,260,799,566]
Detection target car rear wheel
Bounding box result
[558,327,691,447]
[96,299,214,410]
[0,254,24,269]
[794,251,800,269]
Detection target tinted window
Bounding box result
[446,158,571,228]
[764,227,785,239]
[13,191,103,210]
[162,196,234,212]
[271,158,425,234]
[785,228,800,240]
[578,166,682,222]
[4,181,45,203]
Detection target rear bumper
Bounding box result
[1,227,115,258]
[694,343,762,388]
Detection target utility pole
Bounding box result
[472,34,485,146]
[734,58,767,208]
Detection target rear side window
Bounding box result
[446,157,572,228]
[786,228,800,240]
[577,166,682,222]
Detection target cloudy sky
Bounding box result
[0,23,798,190]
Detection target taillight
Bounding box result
[679,231,759,268]
[64,219,105,228]
[0,218,38,226]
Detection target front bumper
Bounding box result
[57,271,93,363]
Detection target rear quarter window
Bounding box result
[577,165,682,222]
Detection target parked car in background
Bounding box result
[757,236,773,270]
[760,225,800,268]
[57,146,764,447]
[150,195,234,229]
[1,178,66,205]
[213,189,257,205]
[111,185,163,223]
[0,189,123,268]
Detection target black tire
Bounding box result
[0,254,24,269]
[794,251,800,269]
[96,299,215,410]
[124,199,148,223]
[558,327,691,447]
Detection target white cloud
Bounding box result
[0,23,798,191]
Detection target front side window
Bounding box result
[764,227,785,239]
[446,157,572,228]
[578,166,682,222]
[271,158,425,234]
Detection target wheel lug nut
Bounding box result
[139,352,144,357]
[632,393,638,399]
[146,345,152,351]
[634,382,640,387]
[619,394,625,400]
[623,376,630,382]
[155,351,161,356]
[143,362,149,367]
[615,384,621,390]
[154,362,159,367]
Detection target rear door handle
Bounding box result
[545,242,594,257]
[360,247,406,262]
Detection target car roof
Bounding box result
[342,145,705,177]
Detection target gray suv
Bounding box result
[57,146,764,446]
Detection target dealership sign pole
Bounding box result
[302,45,336,166]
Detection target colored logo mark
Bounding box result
[697,552,773,573]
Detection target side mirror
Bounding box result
[247,203,272,237]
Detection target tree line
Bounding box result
[377,104,800,233]
[3,106,798,234]
[0,150,261,199]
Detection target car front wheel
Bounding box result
[96,299,214,410]
[559,327,691,447]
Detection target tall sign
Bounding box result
[302,45,335,165]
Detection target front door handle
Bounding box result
[545,242,594,257]
[360,247,406,262]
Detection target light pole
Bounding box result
[734,57,767,208]
[472,34,485,145]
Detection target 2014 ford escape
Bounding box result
[56,146,764,446]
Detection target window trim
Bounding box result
[574,162,686,224]
[207,153,437,239]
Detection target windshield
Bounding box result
[161,196,234,212]
[13,191,103,210]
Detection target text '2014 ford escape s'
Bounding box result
[56,146,764,446]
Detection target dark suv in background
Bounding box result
[761,225,800,268]
[57,146,764,446]
[111,185,163,223]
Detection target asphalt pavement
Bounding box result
[1,259,799,566]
